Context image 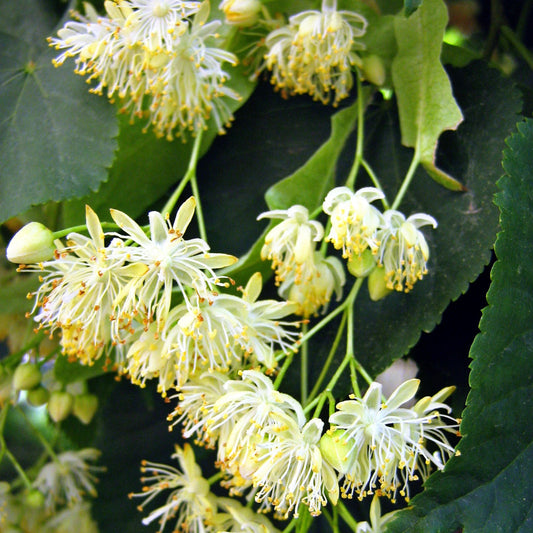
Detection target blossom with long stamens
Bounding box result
[377,210,437,292]
[129,443,215,533]
[110,197,237,330]
[253,416,339,519]
[323,186,385,259]
[264,0,368,105]
[22,206,145,367]
[207,370,306,478]
[323,379,458,502]
[258,205,324,285]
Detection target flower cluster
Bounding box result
[321,379,459,502]
[170,370,338,520]
[127,272,300,394]
[13,198,304,399]
[152,372,458,529]
[263,0,368,105]
[323,186,437,293]
[49,1,240,139]
[19,199,235,370]
[131,443,283,532]
[258,205,345,317]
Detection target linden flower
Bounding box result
[323,186,385,259]
[212,497,281,532]
[33,448,104,513]
[110,197,237,329]
[264,0,367,105]
[377,210,437,292]
[24,206,144,366]
[278,252,345,317]
[208,370,306,476]
[49,1,240,140]
[253,416,339,519]
[167,371,231,446]
[146,1,241,139]
[125,322,167,388]
[216,272,300,369]
[258,205,324,284]
[326,379,458,502]
[130,444,215,533]
[123,0,201,51]
[158,297,245,388]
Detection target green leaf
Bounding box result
[0,0,119,223]
[391,0,464,188]
[350,62,521,380]
[265,98,359,211]
[387,119,533,533]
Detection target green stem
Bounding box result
[282,518,298,533]
[306,312,347,405]
[17,407,58,462]
[345,74,366,190]
[311,391,328,419]
[161,129,204,218]
[274,352,294,389]
[0,405,32,490]
[300,322,309,404]
[361,159,389,209]
[391,147,420,210]
[295,277,362,357]
[501,25,533,70]
[52,221,120,240]
[338,499,359,531]
[516,0,533,41]
[483,0,504,61]
[207,471,224,485]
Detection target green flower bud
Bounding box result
[6,222,55,264]
[361,54,386,86]
[24,488,45,508]
[73,394,99,425]
[47,391,74,422]
[319,429,353,474]
[347,249,376,278]
[220,0,262,27]
[13,362,41,391]
[26,386,50,407]
[367,265,393,301]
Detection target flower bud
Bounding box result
[73,394,99,425]
[24,488,45,508]
[347,248,376,278]
[220,0,261,27]
[47,391,74,422]
[6,222,55,264]
[361,54,386,86]
[26,386,50,407]
[319,429,353,474]
[13,362,42,391]
[367,265,393,301]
